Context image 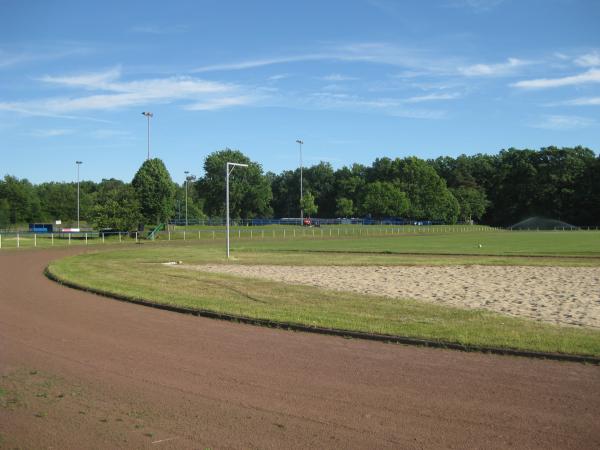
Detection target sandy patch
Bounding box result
[174,264,600,328]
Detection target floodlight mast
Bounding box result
[226,162,248,258]
[76,161,82,229]
[141,112,153,160]
[296,139,304,223]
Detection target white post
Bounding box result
[168,231,171,241]
[226,162,248,258]
[17,233,19,248]
[85,233,88,245]
[68,234,71,245]
[52,233,54,246]
[34,234,37,247]
[135,231,138,243]
[198,231,201,240]
[119,232,122,243]
[183,230,186,241]
[102,232,105,243]
[212,231,215,240]
[0,234,2,249]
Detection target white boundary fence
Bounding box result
[0,225,598,251]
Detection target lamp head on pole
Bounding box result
[296,139,303,145]
[141,111,153,118]
[76,161,82,165]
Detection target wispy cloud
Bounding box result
[513,68,600,89]
[404,92,461,103]
[1,67,254,116]
[30,128,74,137]
[320,73,358,81]
[554,96,600,106]
[574,51,600,68]
[0,46,90,70]
[304,92,446,119]
[530,114,595,130]
[90,129,134,139]
[191,43,461,76]
[185,96,257,111]
[459,58,529,76]
[268,73,290,81]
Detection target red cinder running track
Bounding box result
[1,249,599,449]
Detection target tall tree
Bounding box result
[92,182,142,230]
[198,149,273,219]
[358,181,409,219]
[131,159,175,225]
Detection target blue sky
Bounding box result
[1,0,599,184]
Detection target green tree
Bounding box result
[358,181,409,219]
[92,182,142,230]
[131,159,175,225]
[450,187,489,222]
[393,157,459,223]
[0,175,41,224]
[0,198,10,229]
[198,149,273,219]
[336,197,354,217]
[301,191,318,217]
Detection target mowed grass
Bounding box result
[47,231,600,357]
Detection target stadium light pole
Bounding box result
[296,139,304,223]
[76,161,82,229]
[226,162,248,258]
[184,171,189,228]
[141,111,153,160]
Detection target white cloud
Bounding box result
[268,73,290,81]
[90,129,134,139]
[513,69,600,89]
[320,73,358,81]
[531,115,595,130]
[37,66,122,90]
[185,96,256,111]
[304,92,445,119]
[459,58,528,76]
[559,97,600,106]
[1,68,251,115]
[574,51,600,68]
[30,128,74,137]
[404,92,461,103]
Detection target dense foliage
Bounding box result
[1,146,598,228]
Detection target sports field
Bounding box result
[47,229,600,357]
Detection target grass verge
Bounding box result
[47,245,600,357]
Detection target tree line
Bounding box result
[1,146,598,229]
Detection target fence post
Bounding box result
[283,229,286,239]
[102,233,105,243]
[250,230,253,240]
[85,233,88,245]
[135,232,138,243]
[183,230,186,241]
[212,231,215,239]
[119,232,122,243]
[68,234,71,245]
[34,234,37,247]
[168,231,171,241]
[198,231,201,240]
[0,234,2,249]
[17,233,20,248]
[238,229,241,239]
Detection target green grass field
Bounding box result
[46,230,600,357]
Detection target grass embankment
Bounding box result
[47,235,600,357]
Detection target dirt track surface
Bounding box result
[1,249,599,449]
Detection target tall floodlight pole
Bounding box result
[296,139,304,223]
[184,171,189,227]
[226,162,248,258]
[76,161,82,229]
[141,112,153,160]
